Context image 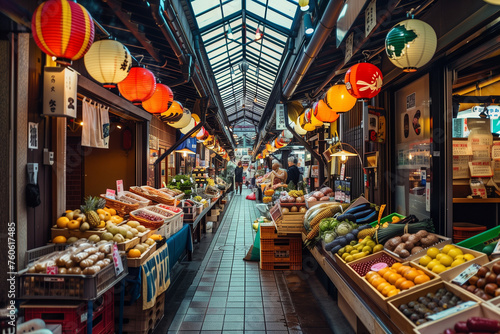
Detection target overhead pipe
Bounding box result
[282,0,344,100]
[104,0,163,63]
[153,99,208,188]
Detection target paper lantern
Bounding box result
[282,129,293,139]
[287,101,303,124]
[295,115,307,135]
[274,139,284,148]
[117,67,156,105]
[180,117,196,134]
[309,104,323,128]
[142,84,174,114]
[84,39,131,88]
[160,101,184,123]
[196,127,209,140]
[192,114,200,123]
[32,0,95,66]
[313,99,339,123]
[324,84,357,113]
[385,19,437,72]
[345,63,383,101]
[299,0,309,11]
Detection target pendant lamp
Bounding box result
[385,18,437,72]
[314,99,339,123]
[345,63,383,101]
[324,84,357,113]
[32,0,95,66]
[142,84,174,114]
[117,67,156,105]
[84,39,131,88]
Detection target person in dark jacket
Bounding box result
[286,157,300,186]
[234,161,244,195]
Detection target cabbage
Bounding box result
[335,222,352,236]
[324,232,337,243]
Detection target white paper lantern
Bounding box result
[169,108,190,129]
[294,116,307,135]
[84,39,132,88]
[385,19,437,72]
[180,117,196,134]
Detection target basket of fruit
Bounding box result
[129,208,169,229]
[100,194,140,215]
[129,186,177,205]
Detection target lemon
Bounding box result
[448,248,463,259]
[439,254,453,267]
[56,216,70,228]
[463,253,475,261]
[373,244,384,253]
[432,264,447,274]
[345,245,354,253]
[362,246,372,253]
[345,255,354,263]
[53,235,67,243]
[342,252,350,260]
[454,255,464,260]
[451,259,466,267]
[427,247,440,259]
[441,244,455,254]
[427,259,440,270]
[419,255,433,267]
[436,253,444,261]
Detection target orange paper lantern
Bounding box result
[323,84,357,113]
[314,99,339,123]
[32,0,95,66]
[345,63,383,101]
[142,84,173,114]
[117,67,156,105]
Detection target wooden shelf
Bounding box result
[453,198,500,203]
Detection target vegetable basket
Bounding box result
[100,194,139,215]
[129,186,176,205]
[129,208,171,229]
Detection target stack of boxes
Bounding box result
[260,223,302,271]
[193,167,207,188]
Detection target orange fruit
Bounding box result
[387,289,400,297]
[400,280,415,290]
[371,278,386,288]
[400,266,414,277]
[366,271,379,280]
[56,216,70,228]
[128,249,141,258]
[67,220,80,230]
[397,265,411,275]
[388,273,402,285]
[53,236,67,243]
[416,270,426,276]
[378,267,391,277]
[414,275,431,285]
[395,277,407,289]
[404,269,419,281]
[377,282,390,293]
[382,284,397,297]
[383,270,395,281]
[391,263,403,271]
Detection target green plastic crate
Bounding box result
[456,225,500,253]
[369,213,406,227]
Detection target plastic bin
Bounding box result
[453,222,487,243]
[456,225,500,253]
[370,213,406,227]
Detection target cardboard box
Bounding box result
[206,215,218,222]
[211,209,220,216]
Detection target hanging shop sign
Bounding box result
[84,39,132,88]
[345,63,383,101]
[365,0,377,36]
[385,18,437,72]
[32,0,95,66]
[275,104,286,130]
[43,66,78,118]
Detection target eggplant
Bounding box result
[325,238,343,251]
[337,213,357,223]
[344,203,371,214]
[345,233,356,243]
[330,245,343,254]
[352,208,375,219]
[356,211,378,224]
[357,224,372,231]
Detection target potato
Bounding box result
[401,233,411,242]
[404,241,415,250]
[407,234,420,245]
[388,236,402,249]
[415,230,428,239]
[411,246,424,254]
[399,249,410,258]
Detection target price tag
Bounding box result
[106,189,116,200]
[46,266,58,275]
[426,301,477,321]
[112,244,124,276]
[451,263,481,286]
[116,180,124,197]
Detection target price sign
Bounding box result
[106,189,116,200]
[116,180,124,197]
[46,266,58,275]
[112,244,124,276]
[269,204,282,225]
[427,301,477,321]
[451,263,481,286]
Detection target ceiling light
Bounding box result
[304,13,314,35]
[117,125,122,129]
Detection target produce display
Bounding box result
[56,206,123,232]
[337,236,384,262]
[131,185,179,202]
[167,175,194,196]
[365,263,432,298]
[350,252,399,277]
[303,202,351,242]
[460,262,500,300]
[357,216,436,244]
[27,239,115,276]
[80,196,107,228]
[304,187,334,203]
[127,237,156,258]
[384,231,442,259]
[443,317,500,333]
[281,206,307,214]
[159,187,184,197]
[417,245,476,274]
[157,204,183,213]
[280,190,305,203]
[397,287,466,326]
[101,220,148,243]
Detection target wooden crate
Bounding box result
[385,234,452,262]
[388,281,482,334]
[411,245,489,278]
[127,244,156,268]
[116,236,141,251]
[51,226,107,240]
[277,212,305,235]
[121,292,165,334]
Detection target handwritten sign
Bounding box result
[453,155,470,179]
[492,142,500,160]
[116,180,124,197]
[112,244,124,276]
[451,263,481,286]
[452,141,471,156]
[469,161,493,178]
[472,145,491,161]
[106,189,116,200]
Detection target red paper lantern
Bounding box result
[142,84,173,114]
[32,0,95,66]
[314,99,339,123]
[196,127,209,140]
[344,63,383,101]
[117,67,156,105]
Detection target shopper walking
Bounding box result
[286,157,300,186]
[234,161,244,195]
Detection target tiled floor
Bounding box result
[159,189,353,334]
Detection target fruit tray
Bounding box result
[100,193,139,215]
[411,245,488,277]
[115,235,141,252]
[337,251,439,313]
[440,258,500,302]
[127,243,157,268]
[388,281,482,334]
[156,204,183,215]
[129,186,176,206]
[50,226,107,241]
[385,234,452,262]
[129,208,170,229]
[19,253,128,300]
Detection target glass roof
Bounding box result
[189,0,300,131]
